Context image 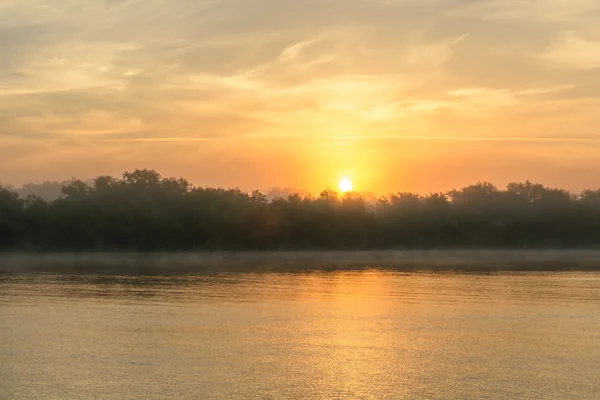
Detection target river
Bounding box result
[1,270,600,399]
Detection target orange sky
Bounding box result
[2,0,600,194]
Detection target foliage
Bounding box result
[1,170,600,250]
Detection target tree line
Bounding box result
[2,169,600,251]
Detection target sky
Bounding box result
[1,0,600,194]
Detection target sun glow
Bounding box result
[339,178,353,192]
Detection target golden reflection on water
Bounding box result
[1,270,600,399]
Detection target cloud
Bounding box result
[279,38,319,61]
[362,83,574,121]
[539,32,600,69]
[406,33,469,69]
[448,0,600,22]
[1,0,600,190]
[446,87,519,107]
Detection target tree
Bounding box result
[4,170,600,251]
[0,185,25,248]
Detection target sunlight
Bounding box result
[339,178,353,192]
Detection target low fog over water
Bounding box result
[3,250,600,275]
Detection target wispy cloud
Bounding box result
[279,38,320,61]
[1,0,600,190]
[447,0,600,22]
[539,32,600,69]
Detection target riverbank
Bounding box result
[2,250,600,274]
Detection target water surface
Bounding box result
[1,270,600,399]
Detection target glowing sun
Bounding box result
[339,178,353,192]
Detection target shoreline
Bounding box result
[2,249,600,274]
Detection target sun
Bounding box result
[339,178,353,192]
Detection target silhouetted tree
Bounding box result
[3,170,600,251]
[0,185,25,248]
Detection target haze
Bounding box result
[2,0,600,193]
